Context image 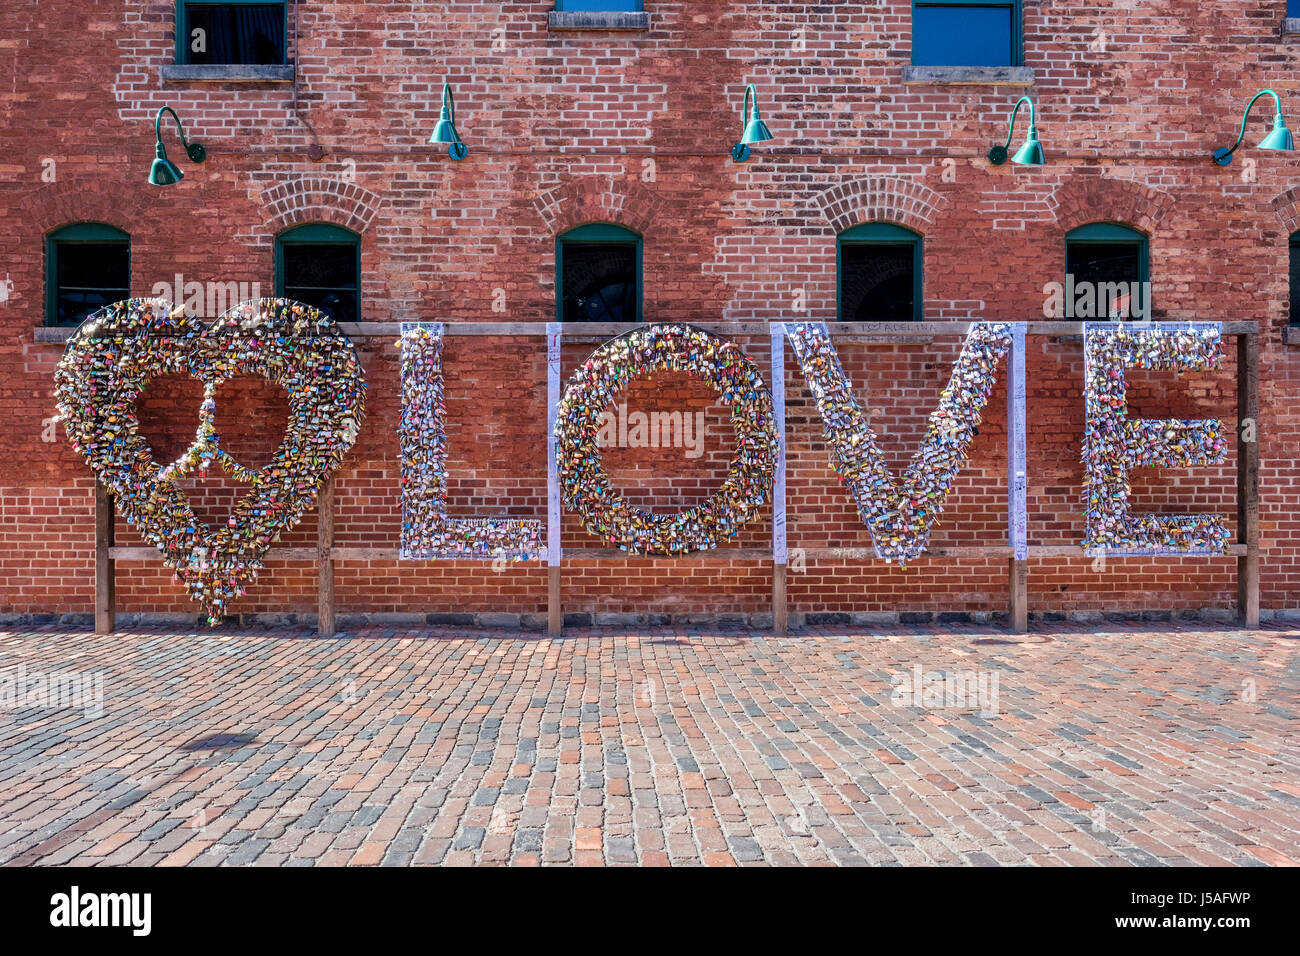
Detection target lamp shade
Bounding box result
[148,147,184,186]
[430,114,459,146]
[740,114,773,146]
[1259,114,1294,152]
[1011,126,1046,165]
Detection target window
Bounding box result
[1065,223,1150,321]
[555,1,642,9]
[45,223,130,327]
[912,1,1020,67]
[177,1,287,65]
[838,223,923,322]
[275,224,361,324]
[557,224,642,323]
[1290,233,1300,325]
[1292,1,1300,16]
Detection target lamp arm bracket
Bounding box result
[155,105,192,150]
[442,81,456,125]
[741,84,757,138]
[1002,95,1036,151]
[1224,89,1282,157]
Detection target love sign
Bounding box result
[57,304,1229,620]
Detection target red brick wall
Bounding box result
[0,1,1296,622]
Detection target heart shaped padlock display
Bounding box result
[54,297,366,622]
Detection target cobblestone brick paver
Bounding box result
[0,621,1296,866]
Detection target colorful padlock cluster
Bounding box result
[398,324,542,560]
[54,297,366,622]
[786,321,1013,565]
[1082,322,1232,555]
[553,324,778,555]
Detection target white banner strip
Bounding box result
[1009,322,1028,560]
[771,324,787,565]
[546,323,562,567]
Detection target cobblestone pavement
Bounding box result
[0,621,1296,866]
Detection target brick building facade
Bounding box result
[1,1,1298,627]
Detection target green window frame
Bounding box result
[555,1,643,10]
[45,222,131,327]
[176,0,288,65]
[912,1,1022,67]
[837,222,923,322]
[1065,222,1150,321]
[274,223,361,324]
[556,223,643,323]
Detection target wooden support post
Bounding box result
[317,478,336,637]
[1008,558,1028,633]
[772,562,787,636]
[546,323,563,638]
[94,484,115,634]
[1237,332,1260,628]
[770,324,788,636]
[548,566,562,636]
[1007,323,1028,634]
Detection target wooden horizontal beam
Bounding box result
[37,320,1259,345]
[807,546,1008,559]
[345,320,1261,338]
[562,547,771,560]
[107,542,1247,561]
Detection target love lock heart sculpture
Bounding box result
[54,297,366,623]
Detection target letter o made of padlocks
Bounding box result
[553,324,779,555]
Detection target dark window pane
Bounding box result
[185,4,285,65]
[913,5,1014,67]
[1066,241,1145,320]
[55,241,129,326]
[840,243,916,322]
[1291,243,1300,325]
[281,243,359,324]
[562,242,638,323]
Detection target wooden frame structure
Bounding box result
[84,320,1261,637]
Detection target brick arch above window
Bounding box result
[533,178,665,236]
[1269,185,1300,237]
[809,176,946,235]
[260,176,382,236]
[17,183,144,238]
[1048,176,1173,237]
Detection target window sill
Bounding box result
[160,64,294,83]
[548,11,651,31]
[902,65,1036,86]
[1285,18,1300,36]
[1283,325,1300,346]
[35,327,75,343]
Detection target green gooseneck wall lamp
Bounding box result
[430,81,468,161]
[988,96,1044,166]
[1213,89,1294,166]
[148,106,206,186]
[731,84,774,162]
